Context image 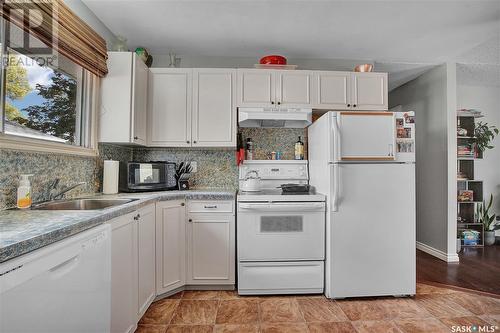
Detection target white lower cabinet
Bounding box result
[187,201,235,285]
[108,212,138,333]
[108,199,234,330]
[108,204,156,333]
[155,200,186,294]
[137,204,156,318]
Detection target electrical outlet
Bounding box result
[190,161,197,173]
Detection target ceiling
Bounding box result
[83,0,500,89]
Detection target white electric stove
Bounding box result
[237,160,326,295]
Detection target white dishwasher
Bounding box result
[0,224,111,333]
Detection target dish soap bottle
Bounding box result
[17,174,33,209]
[295,136,304,160]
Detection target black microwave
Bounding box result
[119,161,177,192]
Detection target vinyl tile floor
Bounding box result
[136,284,500,333]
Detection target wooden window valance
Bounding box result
[1,0,108,77]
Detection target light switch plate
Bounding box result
[190,161,197,173]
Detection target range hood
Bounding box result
[238,107,312,128]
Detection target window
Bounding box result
[0,17,97,154]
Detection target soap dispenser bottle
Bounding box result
[17,174,33,209]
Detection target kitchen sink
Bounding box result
[32,198,138,210]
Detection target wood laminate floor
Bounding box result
[417,245,500,295]
[136,285,500,333]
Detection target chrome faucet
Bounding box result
[48,180,87,201]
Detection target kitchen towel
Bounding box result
[103,160,119,194]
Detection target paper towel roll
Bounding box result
[103,160,119,194]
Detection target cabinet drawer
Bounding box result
[238,261,324,295]
[188,200,234,214]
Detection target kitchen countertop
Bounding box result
[0,190,235,263]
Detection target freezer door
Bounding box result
[336,112,396,161]
[329,163,415,298]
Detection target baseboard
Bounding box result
[416,242,459,263]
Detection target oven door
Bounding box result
[237,202,325,261]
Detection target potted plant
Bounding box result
[476,194,498,246]
[474,122,499,157]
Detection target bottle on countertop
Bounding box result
[246,138,254,160]
[236,133,245,166]
[295,136,304,160]
[17,174,33,209]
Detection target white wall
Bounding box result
[64,0,116,48]
[389,63,458,261]
[457,85,500,214]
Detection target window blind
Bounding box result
[1,0,108,77]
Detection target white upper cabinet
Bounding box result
[192,69,236,147]
[276,71,313,107]
[155,200,186,295]
[237,69,312,108]
[313,71,387,110]
[148,68,236,147]
[132,57,149,145]
[237,69,275,107]
[148,69,192,147]
[352,72,388,110]
[313,71,350,109]
[99,52,149,145]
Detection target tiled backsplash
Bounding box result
[239,128,307,160]
[133,148,238,190]
[0,149,99,210]
[0,129,307,209]
[0,144,132,210]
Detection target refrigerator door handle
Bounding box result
[332,114,341,162]
[331,163,339,212]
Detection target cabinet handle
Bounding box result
[277,101,281,105]
[133,136,138,140]
[271,101,275,105]
[347,104,351,107]
[353,104,357,108]
[188,219,193,222]
[193,141,197,144]
[204,205,218,209]
[133,213,140,221]
[186,140,190,144]
[181,202,185,206]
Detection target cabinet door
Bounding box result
[313,71,350,110]
[276,71,313,107]
[132,55,148,145]
[156,200,186,294]
[148,69,192,146]
[99,52,133,144]
[351,72,388,110]
[137,204,156,318]
[187,214,235,284]
[192,69,236,147]
[237,69,275,107]
[108,213,138,333]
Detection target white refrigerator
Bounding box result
[308,111,416,299]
